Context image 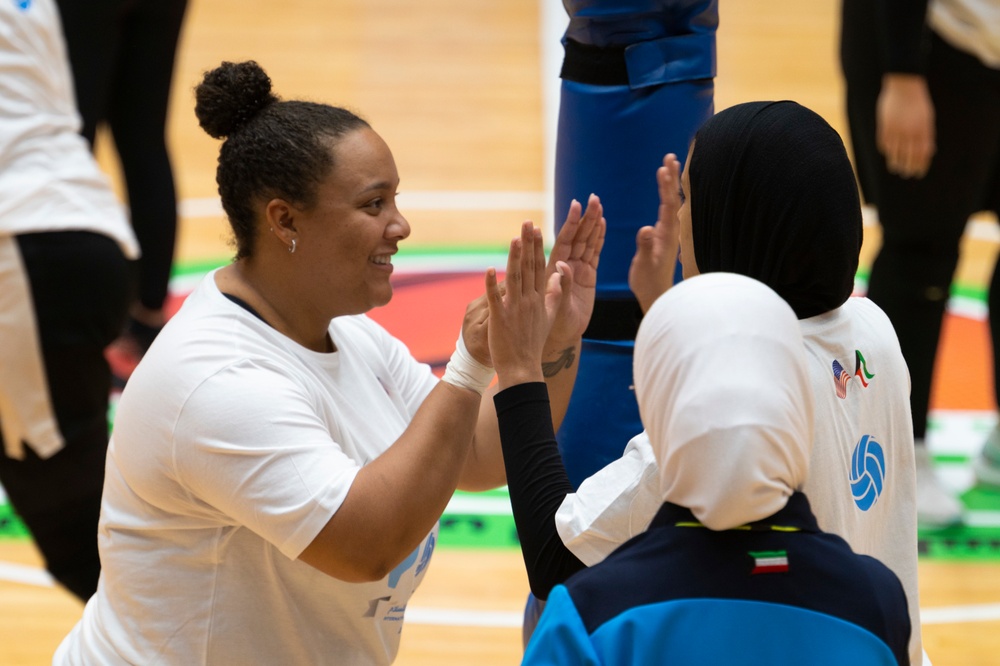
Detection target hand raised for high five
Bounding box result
[486,222,567,390]
[629,153,681,313]
[545,194,606,344]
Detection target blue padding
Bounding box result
[555,78,713,300]
[626,31,716,88]
[557,339,643,488]
[564,0,718,52]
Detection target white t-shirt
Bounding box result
[55,271,440,666]
[555,297,924,666]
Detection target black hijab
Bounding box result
[689,101,863,319]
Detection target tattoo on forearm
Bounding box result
[542,346,576,377]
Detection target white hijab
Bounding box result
[633,273,814,530]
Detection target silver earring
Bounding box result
[289,239,297,254]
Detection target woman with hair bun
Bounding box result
[54,60,605,665]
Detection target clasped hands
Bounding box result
[460,195,605,388]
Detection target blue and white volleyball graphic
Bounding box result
[850,434,886,511]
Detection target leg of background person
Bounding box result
[107,0,188,346]
[978,249,1000,486]
[53,0,123,146]
[866,33,1000,525]
[867,241,958,436]
[0,232,129,601]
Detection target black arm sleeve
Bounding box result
[494,382,586,600]
[879,0,931,74]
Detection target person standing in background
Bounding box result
[0,0,139,601]
[55,0,189,382]
[840,0,1000,526]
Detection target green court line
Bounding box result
[0,503,31,539]
[170,245,515,281]
[6,486,1000,557]
[175,260,991,305]
[855,269,988,304]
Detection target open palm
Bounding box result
[629,153,681,313]
[546,193,606,343]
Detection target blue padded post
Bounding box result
[554,2,717,487]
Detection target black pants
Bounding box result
[0,232,130,601]
[55,0,188,313]
[842,8,1000,439]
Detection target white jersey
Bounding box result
[55,271,440,665]
[556,297,924,666]
[0,0,137,254]
[0,0,138,459]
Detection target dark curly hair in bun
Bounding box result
[194,60,370,259]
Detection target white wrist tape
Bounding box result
[441,331,494,394]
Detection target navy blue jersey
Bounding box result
[523,494,910,665]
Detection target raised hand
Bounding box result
[545,193,606,344]
[629,153,681,313]
[459,290,491,368]
[486,222,564,389]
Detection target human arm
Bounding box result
[494,382,587,599]
[541,194,606,427]
[299,226,548,581]
[875,0,935,178]
[629,153,681,313]
[555,432,663,566]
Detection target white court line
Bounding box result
[921,603,1000,625]
[1,558,997,627]
[961,510,1000,528]
[444,494,513,516]
[0,560,53,587]
[180,191,549,220]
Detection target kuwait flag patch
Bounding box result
[749,550,789,574]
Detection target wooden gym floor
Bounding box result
[1,1,998,664]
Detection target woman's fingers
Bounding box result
[504,234,522,302]
[532,225,546,293]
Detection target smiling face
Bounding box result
[293,126,410,317]
[678,143,699,279]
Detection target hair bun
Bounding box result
[194,61,278,139]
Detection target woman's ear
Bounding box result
[264,199,298,251]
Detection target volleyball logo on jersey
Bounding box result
[831,349,875,399]
[850,434,886,511]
